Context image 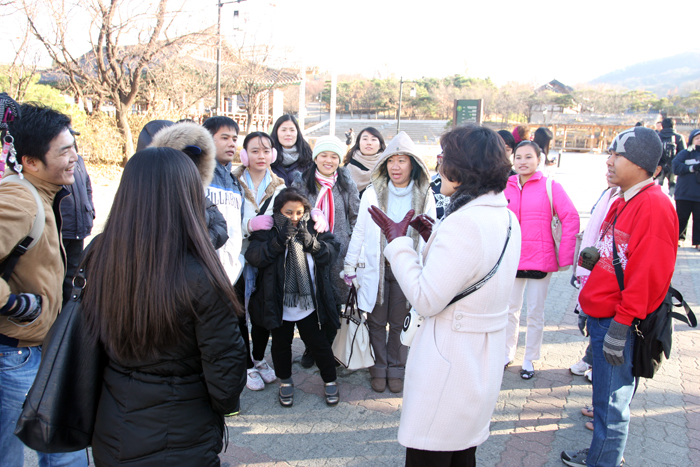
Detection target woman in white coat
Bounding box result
[368,125,522,466]
[343,131,436,394]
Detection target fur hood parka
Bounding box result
[344,131,436,312]
[149,123,229,249]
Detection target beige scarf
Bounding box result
[345,150,381,192]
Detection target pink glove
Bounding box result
[310,208,329,233]
[248,215,274,232]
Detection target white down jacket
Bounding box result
[344,131,436,312]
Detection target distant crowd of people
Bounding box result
[1,95,697,466]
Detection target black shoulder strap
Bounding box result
[668,286,698,327]
[611,218,625,291]
[347,158,369,172]
[447,211,513,306]
[0,236,34,282]
[257,196,273,216]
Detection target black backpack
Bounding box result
[611,228,697,378]
[659,134,677,172]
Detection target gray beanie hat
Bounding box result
[608,126,663,173]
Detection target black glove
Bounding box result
[0,293,43,322]
[296,221,318,252]
[275,216,297,246]
[603,320,630,366]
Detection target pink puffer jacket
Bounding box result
[504,172,580,272]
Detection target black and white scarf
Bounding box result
[274,212,314,310]
[443,190,475,219]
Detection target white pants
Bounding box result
[505,273,552,363]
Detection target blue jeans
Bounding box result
[0,344,88,467]
[587,318,636,467]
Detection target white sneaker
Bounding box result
[570,359,592,376]
[246,368,265,391]
[254,359,277,384]
[584,368,593,382]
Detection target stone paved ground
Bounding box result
[24,153,700,466]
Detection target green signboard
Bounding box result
[453,99,483,126]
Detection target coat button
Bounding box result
[454,323,461,330]
[455,314,463,320]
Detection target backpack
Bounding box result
[611,225,697,378]
[659,134,677,171]
[0,175,46,281]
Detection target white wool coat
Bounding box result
[383,192,521,451]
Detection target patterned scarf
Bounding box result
[274,212,314,311]
[281,147,299,167]
[314,169,337,233]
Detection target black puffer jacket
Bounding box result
[245,220,340,331]
[61,155,95,239]
[91,255,247,467]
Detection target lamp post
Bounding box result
[216,0,246,116]
[396,77,417,134]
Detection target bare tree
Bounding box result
[223,38,298,132]
[140,43,217,118]
[21,0,204,164]
[1,18,40,102]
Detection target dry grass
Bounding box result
[85,161,123,184]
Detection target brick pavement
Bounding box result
[214,245,700,467]
[23,153,700,466]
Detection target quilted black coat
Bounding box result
[244,220,340,331]
[91,255,247,467]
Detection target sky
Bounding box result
[5,0,699,88]
[224,0,699,86]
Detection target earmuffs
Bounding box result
[239,147,277,167]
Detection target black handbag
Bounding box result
[14,267,106,453]
[611,222,697,378]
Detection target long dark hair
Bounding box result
[515,140,542,159]
[343,127,386,165]
[270,115,313,169]
[533,127,553,156]
[81,147,240,361]
[301,164,351,196]
[440,125,512,212]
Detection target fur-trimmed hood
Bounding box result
[149,122,217,187]
[369,131,432,201]
[365,132,434,305]
[232,165,286,210]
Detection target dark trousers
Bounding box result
[234,276,270,369]
[270,310,337,383]
[301,306,339,360]
[367,264,409,379]
[676,199,700,245]
[61,238,84,307]
[657,167,676,192]
[405,446,476,467]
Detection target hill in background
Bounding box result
[590,51,700,96]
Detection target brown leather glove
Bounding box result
[368,206,415,243]
[409,214,436,242]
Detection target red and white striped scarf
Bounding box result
[314,169,337,232]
